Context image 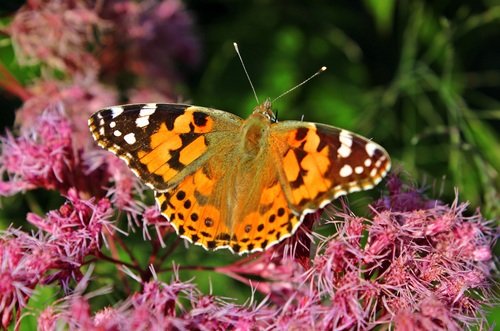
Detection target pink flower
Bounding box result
[394,297,461,331]
[7,0,103,76]
[0,104,144,214]
[41,271,272,330]
[0,107,75,196]
[142,205,172,246]
[26,189,113,287]
[38,307,59,331]
[373,174,440,212]
[28,180,495,330]
[15,79,117,149]
[0,106,114,197]
[0,229,56,328]
[216,247,305,303]
[301,180,496,329]
[98,0,200,96]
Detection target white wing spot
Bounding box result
[110,121,116,128]
[99,119,105,126]
[339,165,353,177]
[111,106,124,118]
[124,133,136,145]
[99,127,104,135]
[139,105,156,117]
[136,117,149,128]
[355,166,364,174]
[339,130,353,147]
[365,142,378,157]
[337,130,353,157]
[370,168,378,177]
[113,130,122,137]
[364,158,372,167]
[338,145,351,158]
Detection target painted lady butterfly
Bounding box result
[89,99,390,254]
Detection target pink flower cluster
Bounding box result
[1,107,91,196]
[0,0,496,330]
[0,190,112,328]
[2,180,493,330]
[7,0,102,76]
[37,274,266,330]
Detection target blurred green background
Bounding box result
[0,0,498,328]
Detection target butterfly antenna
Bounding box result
[233,42,259,104]
[272,66,327,103]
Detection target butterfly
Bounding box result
[88,99,390,254]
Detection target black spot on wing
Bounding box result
[231,244,241,253]
[295,127,308,141]
[154,104,190,131]
[193,111,209,127]
[293,148,308,163]
[176,190,186,200]
[216,233,231,241]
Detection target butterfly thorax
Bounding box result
[241,102,274,158]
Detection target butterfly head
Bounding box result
[251,99,277,123]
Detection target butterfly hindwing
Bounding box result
[89,103,242,191]
[271,121,391,213]
[155,160,302,254]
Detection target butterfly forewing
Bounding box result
[270,121,391,214]
[88,103,242,191]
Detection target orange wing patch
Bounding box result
[136,123,208,185]
[280,126,333,207]
[234,181,301,253]
[155,165,227,250]
[272,123,391,213]
[156,167,301,254]
[172,111,214,134]
[88,104,237,191]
